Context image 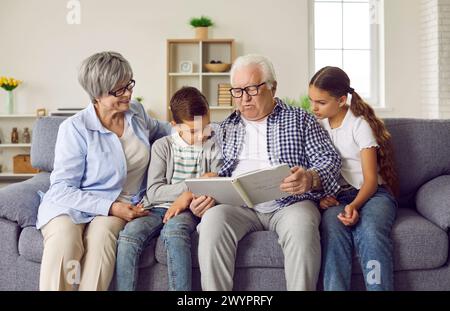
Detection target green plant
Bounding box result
[283,95,311,112]
[189,15,214,28]
[134,96,144,104]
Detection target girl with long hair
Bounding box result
[309,66,398,290]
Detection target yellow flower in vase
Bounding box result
[0,76,23,114]
[0,76,22,91]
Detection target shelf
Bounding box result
[202,72,230,76]
[0,172,37,178]
[0,143,32,148]
[168,73,200,76]
[0,114,37,118]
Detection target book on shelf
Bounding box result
[185,164,291,208]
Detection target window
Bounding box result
[310,0,382,106]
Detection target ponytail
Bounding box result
[350,91,399,196]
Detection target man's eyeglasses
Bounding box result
[229,82,266,98]
[109,79,135,97]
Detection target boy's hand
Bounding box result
[337,204,359,226]
[200,172,218,178]
[319,196,339,209]
[163,192,193,223]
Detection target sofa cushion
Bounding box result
[31,116,66,172]
[384,119,450,209]
[0,172,51,228]
[390,208,448,271]
[17,209,448,272]
[18,226,43,263]
[155,208,448,272]
[416,175,450,231]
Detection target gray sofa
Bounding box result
[1,117,450,291]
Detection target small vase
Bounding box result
[5,90,14,114]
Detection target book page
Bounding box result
[185,178,246,206]
[236,164,291,205]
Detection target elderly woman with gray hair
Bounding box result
[36,51,171,291]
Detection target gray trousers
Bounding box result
[197,200,321,291]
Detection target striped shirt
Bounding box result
[171,132,203,183]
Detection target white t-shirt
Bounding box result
[232,117,279,213]
[318,109,384,190]
[117,120,150,203]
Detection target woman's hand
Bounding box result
[109,201,149,222]
[163,192,193,223]
[337,204,359,226]
[319,196,340,209]
[189,195,216,217]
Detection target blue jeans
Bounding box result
[160,211,199,291]
[321,186,397,291]
[115,208,166,291]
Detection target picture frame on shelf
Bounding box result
[36,108,47,117]
[179,60,193,73]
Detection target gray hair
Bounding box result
[78,51,133,104]
[230,54,277,89]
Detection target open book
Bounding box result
[185,164,291,208]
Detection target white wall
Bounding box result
[0,0,310,120]
[382,0,422,118]
[0,0,424,120]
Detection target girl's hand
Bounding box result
[337,204,360,226]
[319,196,339,209]
[189,195,216,217]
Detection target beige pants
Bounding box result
[39,215,125,291]
[197,200,322,291]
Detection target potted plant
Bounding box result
[283,95,311,112]
[189,15,214,40]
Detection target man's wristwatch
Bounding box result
[308,169,320,191]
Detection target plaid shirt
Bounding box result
[216,98,341,207]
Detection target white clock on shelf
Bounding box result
[179,61,193,73]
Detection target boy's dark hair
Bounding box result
[170,87,209,123]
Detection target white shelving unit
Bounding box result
[167,39,237,122]
[0,114,40,183]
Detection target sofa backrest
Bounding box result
[31,116,66,172]
[30,117,450,209]
[384,119,450,208]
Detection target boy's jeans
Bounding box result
[321,186,397,291]
[161,211,199,291]
[115,208,199,291]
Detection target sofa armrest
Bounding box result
[416,175,450,231]
[0,172,50,228]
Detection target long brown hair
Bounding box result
[310,66,399,196]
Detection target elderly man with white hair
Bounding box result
[189,54,342,291]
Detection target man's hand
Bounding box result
[280,166,313,195]
[337,204,360,226]
[189,195,216,217]
[163,192,193,223]
[109,201,149,222]
[319,196,340,209]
